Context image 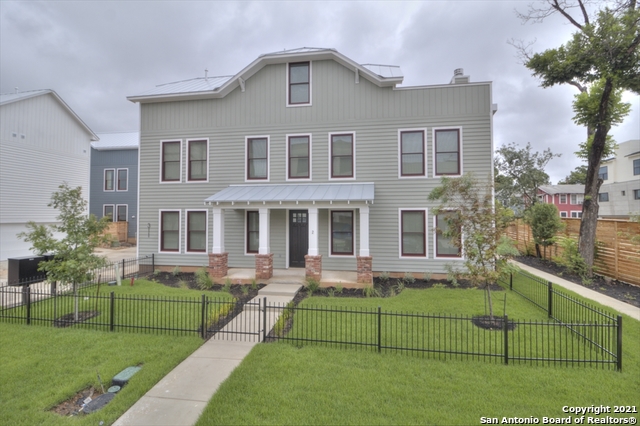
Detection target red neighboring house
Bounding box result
[537,185,585,218]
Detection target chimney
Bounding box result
[450,69,469,84]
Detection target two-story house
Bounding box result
[127,48,496,284]
[0,89,97,261]
[537,185,586,218]
[90,132,139,243]
[597,140,640,218]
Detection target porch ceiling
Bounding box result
[204,183,374,205]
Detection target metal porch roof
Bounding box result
[205,183,374,205]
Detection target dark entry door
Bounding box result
[289,210,308,267]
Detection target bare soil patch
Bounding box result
[50,386,105,417]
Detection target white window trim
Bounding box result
[398,208,428,258]
[185,209,208,254]
[244,210,259,256]
[328,131,356,181]
[286,133,312,182]
[570,194,584,205]
[559,194,567,204]
[116,168,129,192]
[245,135,270,182]
[104,168,115,192]
[398,128,427,179]
[158,210,181,254]
[560,211,568,218]
[432,126,463,178]
[286,61,312,108]
[433,210,464,259]
[328,209,357,258]
[570,211,582,218]
[159,140,183,184]
[115,204,128,222]
[103,204,115,220]
[186,138,209,183]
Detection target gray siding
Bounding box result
[137,59,493,273]
[90,148,139,238]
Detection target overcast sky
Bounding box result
[1,0,638,184]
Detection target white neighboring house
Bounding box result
[598,139,640,218]
[0,90,98,261]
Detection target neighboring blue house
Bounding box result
[90,132,139,242]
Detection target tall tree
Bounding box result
[513,0,639,274]
[495,142,559,212]
[558,165,588,184]
[18,183,110,321]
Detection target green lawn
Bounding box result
[0,323,202,426]
[197,287,640,425]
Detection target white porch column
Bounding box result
[211,208,225,254]
[359,206,370,256]
[258,208,270,254]
[308,207,319,256]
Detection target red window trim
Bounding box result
[435,213,462,258]
[246,211,259,254]
[331,210,354,256]
[331,133,354,178]
[247,138,268,180]
[288,62,310,105]
[187,211,206,253]
[188,140,207,182]
[434,129,461,176]
[162,141,181,182]
[160,211,180,252]
[401,210,426,257]
[288,136,310,179]
[400,131,425,177]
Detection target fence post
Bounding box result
[503,315,508,365]
[547,281,553,318]
[262,297,267,342]
[110,292,115,332]
[617,315,623,372]
[377,307,382,353]
[122,259,126,280]
[509,273,513,291]
[25,286,31,325]
[201,294,206,339]
[152,254,155,272]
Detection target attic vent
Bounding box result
[454,68,464,76]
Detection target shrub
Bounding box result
[195,267,213,290]
[378,271,390,283]
[335,283,343,294]
[223,277,232,293]
[177,279,189,289]
[305,278,320,295]
[423,271,432,282]
[250,278,258,291]
[403,272,415,285]
[553,236,589,281]
[363,285,381,298]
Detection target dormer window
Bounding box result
[288,62,310,105]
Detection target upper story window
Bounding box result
[188,139,208,182]
[246,137,269,180]
[435,212,462,258]
[288,62,310,106]
[161,140,181,182]
[570,194,584,205]
[330,133,354,179]
[117,169,128,191]
[399,130,425,177]
[288,135,310,179]
[598,166,608,181]
[400,209,426,257]
[560,194,567,204]
[634,159,640,176]
[598,193,609,202]
[104,169,115,191]
[434,128,461,176]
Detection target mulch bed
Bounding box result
[514,256,640,308]
[50,386,105,416]
[53,310,100,327]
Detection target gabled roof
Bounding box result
[92,132,139,151]
[0,89,98,141]
[128,47,403,104]
[539,185,585,195]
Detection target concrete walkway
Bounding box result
[512,261,640,320]
[113,283,301,426]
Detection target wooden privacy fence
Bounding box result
[505,218,640,286]
[102,221,128,244]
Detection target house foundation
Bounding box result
[255,253,274,280]
[357,256,373,285]
[305,254,322,281]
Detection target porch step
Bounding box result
[258,283,302,297]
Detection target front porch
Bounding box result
[222,268,366,288]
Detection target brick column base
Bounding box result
[305,255,322,281]
[208,253,228,279]
[357,256,373,285]
[255,253,274,280]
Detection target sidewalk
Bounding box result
[512,261,640,320]
[113,283,301,426]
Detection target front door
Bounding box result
[289,210,308,267]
